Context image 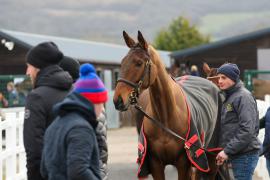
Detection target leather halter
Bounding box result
[116,56,151,105]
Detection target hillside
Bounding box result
[1,0,270,44]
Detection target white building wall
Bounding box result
[257,49,270,79]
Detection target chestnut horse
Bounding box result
[113,31,221,180]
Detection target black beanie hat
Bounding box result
[26,42,63,69]
[217,63,240,82]
[59,56,80,82]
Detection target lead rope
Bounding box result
[134,104,218,156]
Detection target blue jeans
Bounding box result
[229,151,259,180]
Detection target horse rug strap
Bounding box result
[176,75,221,172]
[137,125,150,178]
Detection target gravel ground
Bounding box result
[107,127,177,179]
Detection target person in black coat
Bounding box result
[23,42,73,180]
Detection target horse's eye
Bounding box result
[135,61,143,67]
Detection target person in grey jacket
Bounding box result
[74,63,109,180]
[96,110,108,180]
[59,60,109,180]
[215,63,261,180]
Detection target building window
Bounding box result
[96,69,105,82]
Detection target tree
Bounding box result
[153,16,210,51]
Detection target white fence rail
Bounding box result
[255,96,270,180]
[1,96,270,180]
[0,108,26,180]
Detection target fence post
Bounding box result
[0,115,2,180]
[18,111,26,179]
[5,112,17,180]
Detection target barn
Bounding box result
[0,29,171,88]
[0,29,171,128]
[170,27,270,80]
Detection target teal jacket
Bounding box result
[219,82,261,157]
[40,91,101,180]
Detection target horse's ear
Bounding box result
[202,62,211,76]
[123,31,135,48]
[137,30,148,50]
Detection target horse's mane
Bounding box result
[148,45,166,71]
[148,45,178,119]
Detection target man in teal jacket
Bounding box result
[216,63,261,180]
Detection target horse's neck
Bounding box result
[148,65,185,125]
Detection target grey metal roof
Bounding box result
[170,27,270,59]
[2,29,171,67]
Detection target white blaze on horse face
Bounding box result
[218,74,235,90]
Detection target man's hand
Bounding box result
[216,150,228,165]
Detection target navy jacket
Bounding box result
[263,107,270,158]
[219,81,261,157]
[40,92,101,180]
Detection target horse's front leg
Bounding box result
[175,154,192,180]
[149,157,165,180]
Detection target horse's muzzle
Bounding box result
[114,95,128,111]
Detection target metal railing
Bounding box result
[244,70,270,92]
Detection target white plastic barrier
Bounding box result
[1,96,270,180]
[0,108,26,180]
[255,96,270,179]
[255,130,269,180]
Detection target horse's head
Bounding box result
[113,31,157,111]
[202,62,219,86]
[203,62,218,77]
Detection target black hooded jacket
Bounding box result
[23,65,73,180]
[40,91,101,180]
